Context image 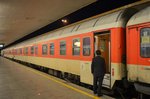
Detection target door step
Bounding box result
[102,73,111,88]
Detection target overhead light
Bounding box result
[61,19,68,24]
[0,44,4,47]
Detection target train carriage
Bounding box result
[127,6,150,95]
[2,5,150,97]
[2,8,137,89]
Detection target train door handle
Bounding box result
[148,60,150,62]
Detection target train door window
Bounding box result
[31,46,34,55]
[60,41,66,55]
[42,44,47,55]
[83,37,90,56]
[72,38,80,55]
[140,28,150,57]
[35,46,38,55]
[50,43,54,55]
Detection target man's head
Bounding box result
[96,50,101,55]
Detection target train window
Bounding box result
[140,28,150,58]
[13,49,16,54]
[31,46,34,54]
[20,48,22,54]
[60,41,66,55]
[50,43,54,55]
[16,49,18,54]
[17,49,18,54]
[23,48,25,55]
[24,47,28,55]
[18,49,20,54]
[83,37,90,56]
[42,44,47,55]
[35,46,38,55]
[73,38,80,55]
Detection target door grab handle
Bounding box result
[148,60,150,62]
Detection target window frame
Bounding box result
[34,46,38,55]
[24,47,28,55]
[50,43,54,55]
[31,46,34,55]
[60,40,66,55]
[20,48,22,54]
[140,27,150,58]
[72,38,80,56]
[83,37,91,56]
[42,44,48,55]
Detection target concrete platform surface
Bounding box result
[0,57,114,99]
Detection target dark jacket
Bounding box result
[91,55,106,76]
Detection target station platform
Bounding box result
[0,57,114,99]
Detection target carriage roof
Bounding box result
[127,6,150,26]
[5,8,138,48]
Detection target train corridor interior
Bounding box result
[94,32,111,87]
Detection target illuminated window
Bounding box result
[72,38,80,55]
[140,28,150,57]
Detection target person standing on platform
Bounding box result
[91,50,106,97]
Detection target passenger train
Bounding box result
[1,3,150,97]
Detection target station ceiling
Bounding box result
[0,0,96,46]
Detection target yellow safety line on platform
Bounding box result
[22,65,100,99]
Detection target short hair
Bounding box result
[96,50,101,55]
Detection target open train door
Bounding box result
[94,31,111,88]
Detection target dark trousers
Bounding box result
[93,75,104,95]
